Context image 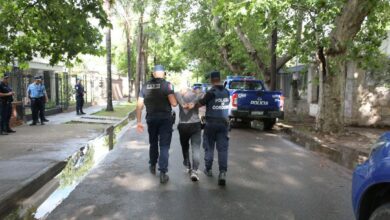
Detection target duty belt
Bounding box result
[205,117,229,124]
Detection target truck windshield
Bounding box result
[229,81,264,90]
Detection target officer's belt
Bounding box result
[146,112,171,118]
[205,117,229,124]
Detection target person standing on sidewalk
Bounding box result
[136,65,177,184]
[75,79,86,115]
[0,73,15,135]
[27,76,47,126]
[197,71,230,186]
[175,87,203,181]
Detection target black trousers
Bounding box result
[76,97,84,113]
[40,97,46,120]
[31,98,44,123]
[146,116,173,173]
[0,101,12,131]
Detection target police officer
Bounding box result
[0,73,15,135]
[75,79,86,115]
[27,76,47,125]
[136,65,177,184]
[197,71,230,186]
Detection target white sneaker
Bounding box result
[190,170,199,182]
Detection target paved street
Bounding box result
[47,121,354,220]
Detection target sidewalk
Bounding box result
[0,103,119,216]
[278,117,389,170]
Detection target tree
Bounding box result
[116,0,137,102]
[295,0,390,133]
[104,0,114,111]
[0,0,108,66]
[214,0,303,89]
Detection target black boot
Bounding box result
[6,128,15,133]
[218,172,227,186]
[160,172,169,184]
[149,165,156,174]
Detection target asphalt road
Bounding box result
[47,123,354,220]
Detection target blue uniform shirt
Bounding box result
[0,82,13,102]
[75,83,85,98]
[27,83,46,98]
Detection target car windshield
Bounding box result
[229,81,263,90]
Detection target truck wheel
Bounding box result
[263,118,276,131]
[370,203,390,220]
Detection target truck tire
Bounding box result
[263,118,276,131]
[370,203,390,220]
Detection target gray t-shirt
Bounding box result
[175,89,203,124]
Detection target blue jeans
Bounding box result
[203,121,229,172]
[178,122,201,171]
[147,116,173,173]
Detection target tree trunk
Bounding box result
[270,27,277,91]
[234,26,269,82]
[135,15,143,99]
[316,0,376,133]
[105,0,113,111]
[316,50,346,133]
[125,27,133,103]
[143,37,149,83]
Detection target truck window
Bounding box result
[229,81,264,90]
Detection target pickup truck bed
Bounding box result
[225,77,284,130]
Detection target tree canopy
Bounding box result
[0,0,109,66]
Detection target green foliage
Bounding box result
[114,45,137,77]
[0,0,109,66]
[93,102,136,118]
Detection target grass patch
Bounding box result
[93,102,136,118]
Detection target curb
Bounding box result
[280,126,369,170]
[0,161,66,219]
[0,108,137,218]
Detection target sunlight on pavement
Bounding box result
[113,172,157,191]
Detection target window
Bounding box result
[229,81,264,90]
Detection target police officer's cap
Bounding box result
[34,76,41,80]
[209,71,221,79]
[3,73,10,79]
[154,65,165,72]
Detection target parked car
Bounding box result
[223,76,284,130]
[352,132,390,220]
[192,83,209,93]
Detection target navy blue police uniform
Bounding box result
[0,75,14,133]
[198,71,230,183]
[140,77,175,173]
[75,82,85,115]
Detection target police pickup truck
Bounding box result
[224,76,284,130]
